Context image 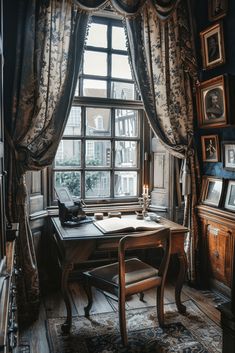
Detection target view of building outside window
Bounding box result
[52,16,142,201]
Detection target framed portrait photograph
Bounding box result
[196,75,228,128]
[200,22,225,70]
[222,141,235,171]
[201,135,220,162]
[208,0,227,22]
[201,176,223,207]
[224,180,235,212]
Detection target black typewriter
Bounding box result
[55,187,92,227]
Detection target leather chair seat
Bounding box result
[86,258,159,286]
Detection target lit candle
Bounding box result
[143,184,149,196]
[145,185,149,195]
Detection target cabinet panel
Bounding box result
[206,223,232,286]
[197,204,235,294]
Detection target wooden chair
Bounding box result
[83,227,171,346]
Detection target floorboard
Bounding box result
[19,280,226,353]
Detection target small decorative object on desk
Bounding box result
[94,213,104,220]
[137,185,151,219]
[108,211,121,218]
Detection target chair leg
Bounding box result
[157,286,164,327]
[119,294,128,346]
[139,292,145,302]
[84,282,93,317]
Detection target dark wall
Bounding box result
[194,0,235,180]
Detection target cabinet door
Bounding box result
[206,222,232,287]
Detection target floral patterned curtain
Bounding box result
[5,0,89,324]
[124,0,200,283]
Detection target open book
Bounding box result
[94,217,163,234]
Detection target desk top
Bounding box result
[51,215,188,242]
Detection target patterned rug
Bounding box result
[46,300,222,353]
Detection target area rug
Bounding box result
[46,300,222,353]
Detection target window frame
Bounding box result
[49,15,149,206]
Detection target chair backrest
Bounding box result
[118,227,171,289]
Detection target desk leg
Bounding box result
[61,263,74,333]
[175,252,187,314]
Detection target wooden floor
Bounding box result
[19,279,228,353]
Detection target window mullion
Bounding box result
[81,107,86,199]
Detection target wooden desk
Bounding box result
[51,216,188,333]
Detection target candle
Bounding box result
[143,184,149,196]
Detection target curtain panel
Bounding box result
[5,0,89,325]
[124,0,200,282]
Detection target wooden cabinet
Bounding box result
[197,205,235,295]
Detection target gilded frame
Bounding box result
[196,75,228,128]
[200,22,225,70]
[201,135,220,162]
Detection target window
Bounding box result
[52,15,144,202]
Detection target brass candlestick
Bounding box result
[137,193,151,219]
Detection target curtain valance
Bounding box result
[73,0,179,18]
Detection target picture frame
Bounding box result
[201,135,220,162]
[208,0,227,22]
[200,22,225,70]
[224,180,235,211]
[201,176,223,207]
[196,75,228,128]
[222,141,235,171]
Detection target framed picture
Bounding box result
[201,176,223,207]
[196,75,228,128]
[224,180,235,211]
[200,22,225,70]
[208,0,227,21]
[201,135,220,162]
[222,141,235,171]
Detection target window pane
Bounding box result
[83,79,107,97]
[86,140,111,167]
[112,26,126,50]
[114,171,137,197]
[115,110,138,137]
[64,107,81,136]
[55,171,81,197]
[55,140,81,167]
[84,51,107,76]
[115,141,137,167]
[74,81,79,96]
[85,171,110,198]
[86,108,111,136]
[111,81,135,100]
[112,54,132,79]
[86,23,107,48]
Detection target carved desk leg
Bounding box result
[175,251,187,314]
[61,263,74,333]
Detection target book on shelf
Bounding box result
[94,217,163,234]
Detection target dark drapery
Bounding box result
[74,0,179,18]
[124,0,200,282]
[5,0,89,324]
